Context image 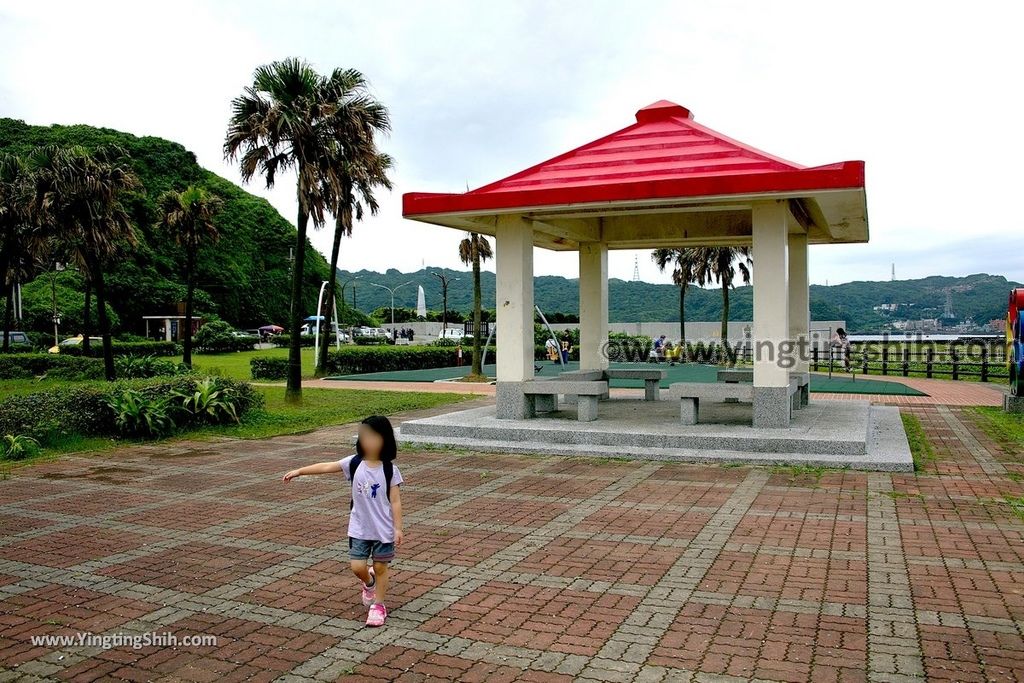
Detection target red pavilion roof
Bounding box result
[403,100,867,246]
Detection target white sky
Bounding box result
[1,0,1021,288]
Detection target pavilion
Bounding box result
[403,100,868,428]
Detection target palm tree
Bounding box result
[459,232,493,376]
[693,247,752,363]
[0,153,32,352]
[315,149,394,376]
[225,58,390,402]
[155,186,223,367]
[29,145,139,380]
[651,248,699,356]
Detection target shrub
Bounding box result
[0,353,104,380]
[0,434,42,461]
[115,355,190,379]
[353,335,388,346]
[60,340,179,357]
[272,334,317,348]
[250,356,289,380]
[193,320,258,353]
[105,388,176,439]
[169,377,241,425]
[0,375,263,445]
[323,345,496,375]
[1,343,36,353]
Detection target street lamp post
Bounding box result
[369,281,414,335]
[50,262,65,347]
[339,276,361,343]
[432,272,459,338]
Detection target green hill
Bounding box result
[339,268,1020,333]
[0,119,330,331]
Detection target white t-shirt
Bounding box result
[338,454,403,542]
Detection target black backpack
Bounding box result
[347,454,394,511]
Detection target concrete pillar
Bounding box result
[578,241,609,372]
[788,231,810,406]
[495,214,535,419]
[751,200,791,427]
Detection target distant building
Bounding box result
[905,318,940,332]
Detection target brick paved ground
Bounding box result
[1,401,1023,682]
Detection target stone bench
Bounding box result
[558,370,608,401]
[667,378,800,425]
[522,380,609,421]
[717,368,753,383]
[717,369,809,411]
[604,369,665,401]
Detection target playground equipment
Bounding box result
[535,305,566,368]
[1009,288,1024,396]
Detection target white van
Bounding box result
[438,327,467,341]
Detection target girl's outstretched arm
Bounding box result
[390,484,404,546]
[282,461,343,481]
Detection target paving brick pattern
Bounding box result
[1,403,1022,682]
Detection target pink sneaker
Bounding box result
[361,567,376,606]
[366,602,387,627]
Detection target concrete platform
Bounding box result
[396,398,914,471]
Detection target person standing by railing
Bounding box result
[831,327,851,372]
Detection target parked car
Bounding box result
[1,330,30,346]
[48,335,103,353]
[438,327,468,341]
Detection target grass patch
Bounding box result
[966,406,1024,457]
[901,412,936,471]
[770,463,832,485]
[1003,496,1024,522]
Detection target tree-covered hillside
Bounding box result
[339,268,1020,333]
[0,119,331,331]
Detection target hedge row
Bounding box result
[0,375,263,444]
[0,353,104,380]
[250,345,498,380]
[272,334,317,348]
[58,340,180,357]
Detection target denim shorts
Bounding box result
[348,536,395,563]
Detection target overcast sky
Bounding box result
[1,0,1020,292]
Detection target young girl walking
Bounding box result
[282,415,404,627]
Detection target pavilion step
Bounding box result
[398,402,873,456]
[397,405,910,472]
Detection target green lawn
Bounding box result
[180,346,300,381]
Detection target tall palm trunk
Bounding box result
[471,235,483,376]
[0,242,8,351]
[720,279,731,364]
[82,278,92,354]
[286,196,309,403]
[183,249,196,367]
[2,282,12,352]
[317,202,350,377]
[90,257,115,380]
[678,285,686,362]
